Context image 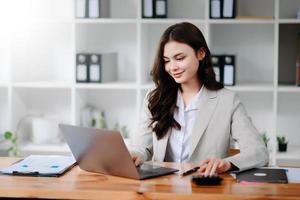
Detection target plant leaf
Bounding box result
[4,131,13,140]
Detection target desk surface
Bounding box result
[0,157,300,200]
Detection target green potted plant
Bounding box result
[277,136,288,152]
[0,131,19,156]
[262,132,269,148]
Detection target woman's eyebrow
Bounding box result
[163,53,184,59]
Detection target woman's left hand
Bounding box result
[198,157,231,177]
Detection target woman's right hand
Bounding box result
[130,153,143,166]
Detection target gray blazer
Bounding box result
[130,87,269,171]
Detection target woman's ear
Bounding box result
[197,48,206,61]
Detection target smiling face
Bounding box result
[163,41,205,86]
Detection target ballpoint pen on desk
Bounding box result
[181,166,200,176]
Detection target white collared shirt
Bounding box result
[164,87,204,162]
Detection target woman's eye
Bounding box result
[164,60,169,63]
[177,57,184,61]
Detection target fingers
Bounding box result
[134,156,141,166]
[198,158,210,173]
[130,153,143,166]
[210,161,219,176]
[204,158,216,177]
[198,163,207,173]
[199,157,229,176]
[199,158,210,166]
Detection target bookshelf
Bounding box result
[0,0,299,166]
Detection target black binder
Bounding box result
[154,0,167,18]
[75,0,88,18]
[142,0,154,18]
[222,0,236,19]
[89,54,101,83]
[223,55,235,86]
[210,0,222,19]
[76,53,89,83]
[211,55,223,83]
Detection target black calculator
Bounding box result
[191,175,223,185]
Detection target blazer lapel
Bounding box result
[188,87,218,158]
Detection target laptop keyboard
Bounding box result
[137,168,159,176]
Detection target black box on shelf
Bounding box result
[142,0,167,18]
[76,54,89,83]
[97,53,118,83]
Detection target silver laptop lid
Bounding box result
[59,124,140,179]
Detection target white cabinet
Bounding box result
[0,0,300,166]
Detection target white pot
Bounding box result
[31,117,61,144]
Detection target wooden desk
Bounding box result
[0,157,300,200]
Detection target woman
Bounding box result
[130,22,268,176]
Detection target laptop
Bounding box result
[59,124,178,180]
[236,168,288,183]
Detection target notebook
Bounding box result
[0,155,76,177]
[236,168,288,183]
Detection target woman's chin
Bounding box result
[173,77,185,84]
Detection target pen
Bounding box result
[181,166,200,176]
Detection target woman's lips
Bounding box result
[173,71,184,78]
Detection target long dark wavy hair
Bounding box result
[148,22,223,140]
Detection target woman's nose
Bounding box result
[169,60,179,70]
